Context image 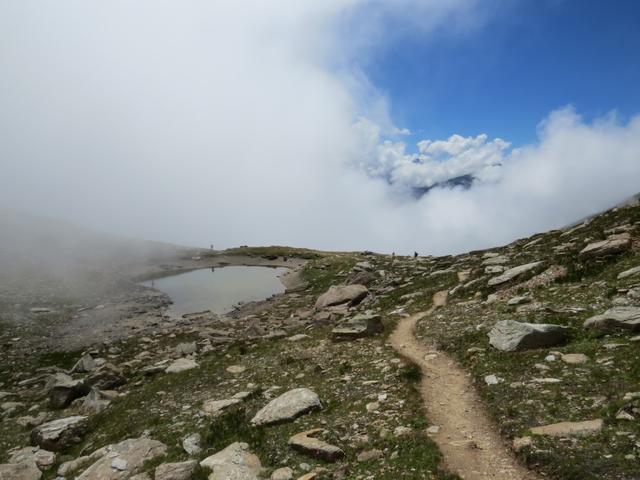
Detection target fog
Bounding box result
[1,1,639,259]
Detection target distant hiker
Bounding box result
[414,251,418,258]
[210,244,214,250]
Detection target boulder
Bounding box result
[488,320,569,352]
[86,363,126,390]
[618,266,640,280]
[579,233,632,258]
[487,262,544,287]
[0,461,42,480]
[8,447,55,470]
[76,438,167,479]
[81,388,117,415]
[270,467,294,480]
[30,416,88,451]
[482,255,509,266]
[154,460,197,480]
[583,306,640,332]
[530,419,603,437]
[315,285,368,310]
[45,373,90,409]
[165,358,199,374]
[251,388,321,426]
[70,354,98,374]
[331,313,383,341]
[288,429,344,462]
[200,442,263,480]
[182,433,202,456]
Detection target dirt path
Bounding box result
[389,291,541,480]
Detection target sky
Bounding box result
[1,0,640,255]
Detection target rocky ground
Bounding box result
[1,200,639,479]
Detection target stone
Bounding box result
[618,266,640,280]
[393,426,412,437]
[45,373,90,409]
[81,388,117,415]
[226,365,247,374]
[530,419,603,437]
[513,437,533,452]
[165,358,199,374]
[507,295,531,306]
[30,416,88,451]
[202,398,241,416]
[200,442,264,480]
[155,460,198,480]
[357,449,383,462]
[86,363,126,390]
[288,429,344,462]
[580,233,632,258]
[8,447,55,470]
[182,433,202,456]
[583,306,640,332]
[57,456,94,476]
[488,320,569,352]
[251,388,321,426]
[488,262,544,287]
[482,255,509,266]
[561,353,589,365]
[271,467,294,480]
[76,438,167,479]
[71,354,98,374]
[0,461,42,480]
[287,334,310,342]
[315,285,368,310]
[175,342,197,356]
[331,313,383,341]
[484,375,502,385]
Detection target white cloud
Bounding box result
[0,2,639,258]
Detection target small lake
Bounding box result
[141,266,288,317]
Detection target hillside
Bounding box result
[0,199,639,480]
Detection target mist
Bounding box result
[1,0,639,257]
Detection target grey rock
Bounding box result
[200,442,263,480]
[202,398,241,416]
[0,461,42,480]
[45,373,90,409]
[488,262,544,287]
[482,255,509,266]
[530,419,603,437]
[182,433,202,456]
[76,438,167,479]
[251,388,321,426]
[331,313,383,341]
[165,358,199,374]
[270,467,294,480]
[86,363,126,390]
[288,429,344,462]
[8,447,55,470]
[154,460,197,480]
[579,233,632,258]
[618,266,640,280]
[80,388,117,415]
[70,354,97,374]
[31,416,88,451]
[583,306,640,332]
[488,320,569,352]
[315,285,368,310]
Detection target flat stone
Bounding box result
[8,447,55,470]
[482,255,509,266]
[155,460,198,480]
[561,353,589,365]
[315,285,368,310]
[251,388,321,426]
[580,233,632,258]
[0,461,42,480]
[488,262,543,287]
[271,467,294,480]
[331,313,383,341]
[618,266,640,280]
[200,442,263,480]
[288,429,344,462]
[488,320,569,352]
[30,416,88,451]
[202,398,241,416]
[165,358,199,373]
[357,449,383,462]
[226,365,247,374]
[76,438,167,479]
[531,419,603,437]
[583,306,640,332]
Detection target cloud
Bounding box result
[0,2,639,258]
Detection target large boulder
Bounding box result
[200,442,263,480]
[30,416,88,451]
[583,306,640,332]
[315,285,368,310]
[487,262,544,287]
[76,438,167,479]
[0,461,42,480]
[288,429,344,462]
[579,233,632,258]
[251,388,321,426]
[45,373,90,409]
[8,447,56,470]
[488,320,569,352]
[331,313,383,341]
